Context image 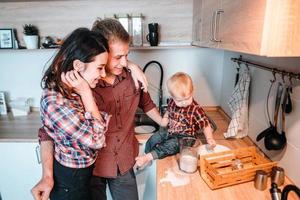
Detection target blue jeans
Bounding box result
[90,168,138,200]
[50,159,93,200]
[145,132,181,159]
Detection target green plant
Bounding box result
[23,24,38,35]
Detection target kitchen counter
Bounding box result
[156,110,298,200]
[0,111,152,143]
[0,112,41,142]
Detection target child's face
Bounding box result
[172,94,193,107]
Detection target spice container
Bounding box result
[179,137,200,173]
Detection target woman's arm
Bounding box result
[31,140,54,200]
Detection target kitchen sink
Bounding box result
[134,110,159,134]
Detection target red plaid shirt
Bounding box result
[40,89,109,168]
[167,99,210,136]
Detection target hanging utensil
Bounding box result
[234,62,241,87]
[264,83,286,150]
[256,72,276,142]
[285,74,293,113]
[256,79,275,142]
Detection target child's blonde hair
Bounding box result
[167,72,194,98]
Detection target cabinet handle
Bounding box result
[210,10,216,42]
[213,9,224,42]
[35,145,41,164]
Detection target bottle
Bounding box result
[270,183,282,200]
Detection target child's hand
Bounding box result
[207,138,217,149]
[160,112,169,127]
[134,153,153,170]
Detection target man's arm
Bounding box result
[31,132,54,200]
[127,61,148,92]
[145,108,168,127]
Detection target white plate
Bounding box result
[135,125,156,134]
[197,144,230,156]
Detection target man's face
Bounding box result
[106,40,129,76]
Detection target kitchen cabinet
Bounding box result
[0,142,41,200]
[192,0,300,57]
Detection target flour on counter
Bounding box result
[159,167,190,187]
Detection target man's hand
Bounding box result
[31,176,54,200]
[127,61,148,92]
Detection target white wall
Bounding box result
[0,48,224,108]
[130,48,224,106]
[220,51,300,185]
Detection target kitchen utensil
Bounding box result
[264,83,286,150]
[179,137,200,173]
[256,79,275,142]
[254,170,268,190]
[285,85,292,113]
[234,62,241,87]
[271,166,285,186]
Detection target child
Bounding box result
[40,28,110,200]
[135,72,216,169]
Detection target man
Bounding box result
[31,18,164,200]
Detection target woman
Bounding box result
[40,28,110,200]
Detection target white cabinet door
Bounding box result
[0,142,42,200]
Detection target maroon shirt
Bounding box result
[39,68,156,177]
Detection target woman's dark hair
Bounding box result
[41,28,109,97]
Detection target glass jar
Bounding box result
[131,13,143,46]
[179,137,200,173]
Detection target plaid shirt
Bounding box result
[40,89,109,168]
[167,99,210,136]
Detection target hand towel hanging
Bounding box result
[224,69,251,138]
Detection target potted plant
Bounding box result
[23,24,39,49]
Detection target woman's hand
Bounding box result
[31,176,54,200]
[61,70,91,96]
[127,61,148,92]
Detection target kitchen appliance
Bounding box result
[146,23,159,46]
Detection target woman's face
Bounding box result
[80,52,108,88]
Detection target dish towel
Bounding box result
[224,69,251,138]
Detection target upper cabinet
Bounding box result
[192,0,300,57]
